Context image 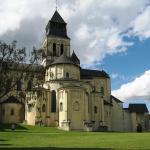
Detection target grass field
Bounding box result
[0,124,150,150]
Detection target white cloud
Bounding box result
[75,24,90,41]
[111,73,119,79]
[131,6,150,40]
[0,0,150,66]
[112,70,150,101]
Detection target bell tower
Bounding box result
[42,10,70,66]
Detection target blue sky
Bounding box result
[0,0,150,109]
[106,37,150,108]
[105,37,150,90]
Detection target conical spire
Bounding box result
[46,10,69,39]
[71,51,80,65]
[50,10,66,24]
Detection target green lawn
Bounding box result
[0,124,150,150]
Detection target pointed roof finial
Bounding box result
[56,0,58,10]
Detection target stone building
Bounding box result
[0,10,149,132]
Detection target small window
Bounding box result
[28,104,32,112]
[92,86,96,92]
[27,80,32,91]
[2,109,5,115]
[66,72,69,78]
[94,106,97,114]
[42,104,46,112]
[60,102,63,112]
[6,79,11,92]
[10,109,14,116]
[51,90,56,112]
[17,80,22,91]
[73,101,80,111]
[60,44,64,55]
[53,43,56,56]
[101,87,104,95]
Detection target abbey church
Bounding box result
[0,10,149,132]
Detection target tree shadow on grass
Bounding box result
[0,144,12,146]
[0,148,114,150]
[0,124,28,132]
[0,139,12,148]
[0,139,8,142]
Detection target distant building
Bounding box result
[0,10,149,132]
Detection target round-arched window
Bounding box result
[51,90,56,112]
[94,106,97,114]
[10,109,14,116]
[66,72,69,78]
[42,104,46,112]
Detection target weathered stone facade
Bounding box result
[0,10,149,132]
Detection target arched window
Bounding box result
[60,44,64,55]
[53,43,56,56]
[101,87,104,95]
[17,80,22,91]
[73,101,80,111]
[60,102,63,112]
[10,109,14,116]
[27,80,32,91]
[42,104,46,112]
[51,90,56,112]
[66,72,69,78]
[2,109,5,115]
[86,92,90,113]
[94,106,97,114]
[6,79,11,92]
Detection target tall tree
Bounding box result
[0,41,44,101]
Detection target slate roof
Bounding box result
[46,10,69,39]
[50,10,66,24]
[129,104,148,113]
[111,95,123,103]
[80,69,110,79]
[0,60,45,73]
[0,96,23,104]
[71,51,80,64]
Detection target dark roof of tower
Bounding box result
[46,10,69,39]
[81,69,110,79]
[50,10,66,24]
[50,54,79,66]
[71,51,80,64]
[0,96,23,104]
[129,104,148,113]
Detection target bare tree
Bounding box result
[0,41,44,101]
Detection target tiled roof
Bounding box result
[80,69,110,79]
[46,10,69,39]
[129,104,148,113]
[0,60,45,73]
[50,10,66,24]
[0,96,23,104]
[111,95,123,103]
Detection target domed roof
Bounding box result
[51,54,78,66]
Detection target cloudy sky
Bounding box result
[0,0,150,109]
